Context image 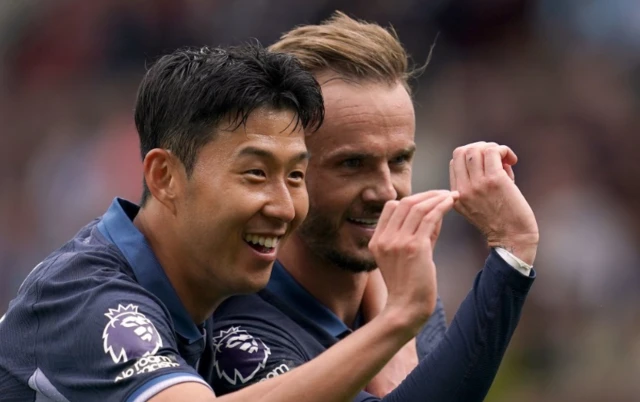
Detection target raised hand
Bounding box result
[369,190,458,332]
[449,142,539,265]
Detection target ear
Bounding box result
[142,149,184,214]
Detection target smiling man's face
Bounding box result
[297,75,416,272]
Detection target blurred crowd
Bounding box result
[1,0,639,400]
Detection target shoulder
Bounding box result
[214,292,286,324]
[0,222,192,400]
[20,220,134,297]
[4,219,144,330]
[213,291,310,345]
[209,292,312,395]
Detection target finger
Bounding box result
[452,147,470,190]
[403,190,451,203]
[384,190,450,233]
[483,146,504,176]
[400,192,451,235]
[503,163,515,181]
[464,141,488,148]
[372,200,399,242]
[430,218,443,249]
[415,195,456,240]
[498,145,518,166]
[465,147,484,181]
[449,159,457,191]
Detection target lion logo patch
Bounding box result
[103,304,163,364]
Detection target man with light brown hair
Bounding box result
[210,12,539,401]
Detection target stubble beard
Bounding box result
[296,211,378,273]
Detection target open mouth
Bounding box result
[243,234,281,254]
[347,217,379,229]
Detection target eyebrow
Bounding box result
[327,144,417,160]
[236,146,310,163]
[395,145,417,158]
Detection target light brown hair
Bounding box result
[269,11,424,94]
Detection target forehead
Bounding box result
[197,108,307,165]
[309,77,415,156]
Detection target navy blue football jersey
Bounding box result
[0,198,217,401]
[210,251,536,401]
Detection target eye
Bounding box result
[390,154,411,166]
[341,158,363,168]
[245,169,266,178]
[289,170,305,181]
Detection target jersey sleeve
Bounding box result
[29,270,209,402]
[416,294,447,360]
[375,249,535,402]
[209,317,309,396]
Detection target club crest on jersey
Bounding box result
[103,304,163,364]
[213,327,271,385]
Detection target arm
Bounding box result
[22,276,211,402]
[151,306,425,402]
[153,250,535,402]
[359,142,540,401]
[368,141,539,401]
[361,269,446,397]
[152,191,459,402]
[416,296,447,360]
[372,250,534,402]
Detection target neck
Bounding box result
[278,234,368,328]
[134,201,225,324]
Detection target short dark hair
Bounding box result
[134,43,325,204]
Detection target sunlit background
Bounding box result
[1,1,639,400]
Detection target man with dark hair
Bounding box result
[0,43,457,401]
[209,12,539,402]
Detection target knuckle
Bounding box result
[402,241,420,255]
[399,197,416,209]
[483,146,497,156]
[453,147,465,157]
[467,143,481,152]
[498,145,511,154]
[411,202,430,216]
[457,189,472,202]
[383,200,399,212]
[470,182,484,195]
[421,214,435,226]
[377,240,394,254]
[485,175,501,188]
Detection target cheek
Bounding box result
[182,180,242,238]
[308,186,358,219]
[393,172,412,197]
[291,188,309,228]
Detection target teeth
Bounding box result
[350,218,378,225]
[244,234,280,248]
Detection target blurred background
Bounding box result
[1,0,638,400]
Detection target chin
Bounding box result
[237,270,272,294]
[325,245,377,273]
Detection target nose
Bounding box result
[262,181,297,223]
[361,165,398,204]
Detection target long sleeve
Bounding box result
[353,249,536,402]
[416,295,447,360]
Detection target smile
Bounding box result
[347,218,379,228]
[243,234,281,253]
